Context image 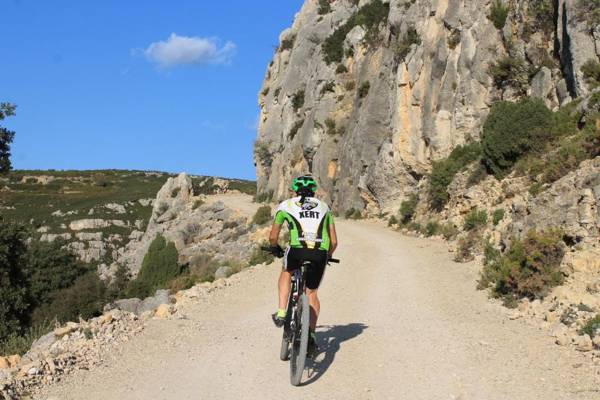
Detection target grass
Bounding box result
[399,193,418,224]
[463,208,488,231]
[492,209,505,225]
[488,0,509,29]
[579,315,600,338]
[0,319,57,356]
[252,205,272,226]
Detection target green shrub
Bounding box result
[492,208,505,225]
[489,56,529,93]
[393,26,421,60]
[325,118,337,135]
[489,0,509,29]
[478,229,565,306]
[481,98,552,178]
[292,90,305,112]
[320,81,336,95]
[440,223,459,240]
[429,142,481,210]
[344,208,363,219]
[388,215,398,226]
[289,120,304,140]
[171,187,180,198]
[466,162,488,187]
[425,220,440,237]
[280,35,296,51]
[249,243,275,266]
[528,0,554,37]
[318,0,332,14]
[192,199,204,210]
[255,190,273,203]
[322,0,390,64]
[447,29,461,49]
[252,205,272,226]
[336,64,348,74]
[575,0,600,28]
[579,314,600,338]
[358,81,371,98]
[399,193,419,224]
[581,60,600,88]
[126,234,182,298]
[463,208,488,231]
[0,319,56,356]
[32,272,107,325]
[454,232,480,262]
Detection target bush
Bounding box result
[171,187,180,198]
[292,90,305,112]
[399,193,418,224]
[249,244,275,266]
[336,64,348,74]
[454,232,479,262]
[127,234,182,299]
[440,223,459,240]
[254,140,272,167]
[388,215,398,226]
[478,229,565,306]
[425,220,440,237]
[261,87,270,97]
[579,314,600,338]
[320,81,336,95]
[489,0,509,29]
[489,56,529,93]
[32,272,107,325]
[318,0,332,14]
[466,162,488,187]
[289,120,304,140]
[393,26,421,61]
[325,118,337,135]
[322,0,389,64]
[463,208,488,231]
[447,29,461,49]
[280,35,296,51]
[492,208,505,225]
[344,208,363,219]
[252,205,272,226]
[481,98,552,178]
[429,142,481,210]
[358,81,371,98]
[0,320,56,356]
[581,60,600,88]
[528,0,554,37]
[254,190,273,203]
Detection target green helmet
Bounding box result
[291,175,317,194]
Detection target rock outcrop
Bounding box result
[255,0,600,214]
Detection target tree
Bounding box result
[0,220,30,341]
[0,103,16,174]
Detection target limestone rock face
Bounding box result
[255,0,600,214]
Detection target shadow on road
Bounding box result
[302,323,368,385]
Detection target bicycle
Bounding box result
[262,246,339,386]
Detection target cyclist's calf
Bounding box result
[306,288,320,330]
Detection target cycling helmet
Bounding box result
[291,175,317,195]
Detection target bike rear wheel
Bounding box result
[289,294,310,386]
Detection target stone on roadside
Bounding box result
[214,266,233,280]
[54,322,80,337]
[576,334,593,352]
[0,357,8,369]
[7,355,21,368]
[154,304,173,319]
[138,289,170,315]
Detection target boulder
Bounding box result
[214,266,233,280]
[0,358,8,369]
[154,304,173,319]
[138,290,170,315]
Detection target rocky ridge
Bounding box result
[255,0,600,214]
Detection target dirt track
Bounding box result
[38,219,600,400]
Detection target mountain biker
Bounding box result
[268,175,338,355]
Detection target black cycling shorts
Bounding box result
[284,247,328,290]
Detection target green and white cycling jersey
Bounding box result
[274,196,335,251]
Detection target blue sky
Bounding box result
[1,0,303,180]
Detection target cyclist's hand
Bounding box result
[270,245,285,258]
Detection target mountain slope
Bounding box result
[255,0,600,214]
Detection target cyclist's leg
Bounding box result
[278,268,292,310]
[306,288,320,330]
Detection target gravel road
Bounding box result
[38,220,600,400]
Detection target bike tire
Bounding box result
[279,334,290,361]
[289,294,310,386]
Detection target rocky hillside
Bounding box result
[255,0,599,214]
[0,170,256,278]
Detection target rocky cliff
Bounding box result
[255,0,600,214]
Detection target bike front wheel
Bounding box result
[289,294,310,386]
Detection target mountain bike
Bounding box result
[262,246,339,386]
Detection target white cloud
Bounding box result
[144,33,236,68]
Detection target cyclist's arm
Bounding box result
[269,223,282,247]
[328,216,338,255]
[269,210,285,247]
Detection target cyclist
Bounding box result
[268,175,338,355]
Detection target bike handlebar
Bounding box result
[260,246,340,264]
